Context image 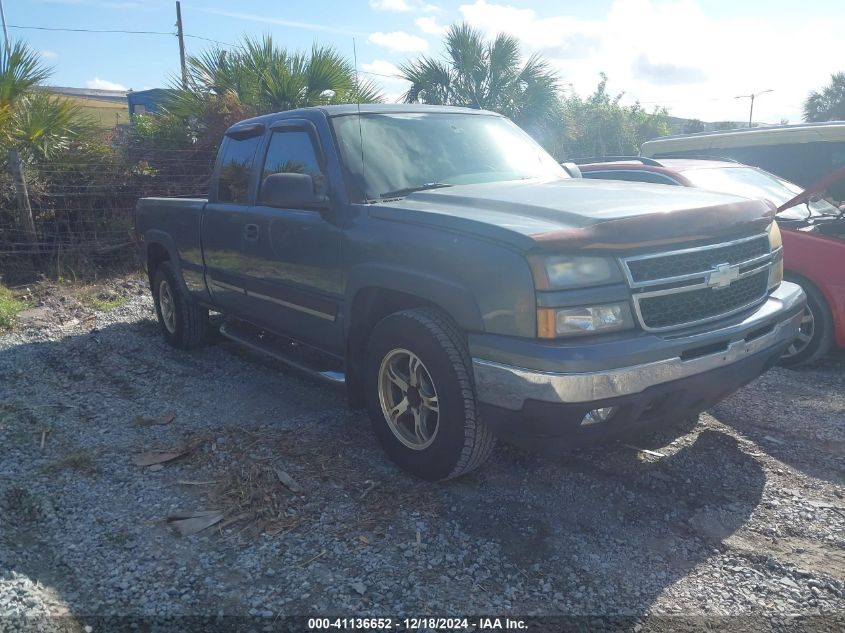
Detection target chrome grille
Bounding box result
[621,234,776,332]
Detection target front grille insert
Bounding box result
[626,236,770,284]
[621,234,775,331]
[638,271,769,330]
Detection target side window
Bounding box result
[260,130,324,197]
[217,135,262,204]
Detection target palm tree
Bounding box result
[1,41,96,162]
[169,35,383,120]
[400,23,561,134]
[0,41,97,241]
[803,72,845,122]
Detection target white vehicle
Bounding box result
[641,122,845,201]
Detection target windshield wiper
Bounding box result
[378,182,453,199]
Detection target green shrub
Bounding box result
[0,285,28,329]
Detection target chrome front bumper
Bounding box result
[473,282,805,411]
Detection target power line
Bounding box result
[7,24,174,36]
[182,33,234,47]
[6,23,235,47]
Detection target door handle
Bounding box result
[243,223,259,241]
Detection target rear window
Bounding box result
[217,135,262,203]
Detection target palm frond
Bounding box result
[10,91,97,161]
[400,57,452,105]
[0,41,52,107]
[304,45,356,104]
[485,33,520,107]
[445,23,487,108]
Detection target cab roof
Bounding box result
[224,103,501,136]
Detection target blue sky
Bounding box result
[7,0,845,123]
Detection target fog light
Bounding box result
[580,406,618,426]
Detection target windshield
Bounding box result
[331,112,567,202]
[682,166,839,219]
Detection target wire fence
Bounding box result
[0,145,216,282]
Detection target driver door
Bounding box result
[238,121,344,353]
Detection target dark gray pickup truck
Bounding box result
[136,104,805,480]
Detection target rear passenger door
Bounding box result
[202,127,263,316]
[239,121,344,352]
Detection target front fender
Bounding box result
[344,263,485,333]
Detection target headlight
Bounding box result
[537,302,635,338]
[529,255,622,290]
[767,222,783,290]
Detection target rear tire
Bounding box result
[152,261,209,350]
[779,277,833,368]
[363,307,495,481]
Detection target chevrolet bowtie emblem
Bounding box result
[707,262,740,289]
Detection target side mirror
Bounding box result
[258,172,328,209]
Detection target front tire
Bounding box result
[363,308,495,481]
[152,261,209,350]
[779,277,833,367]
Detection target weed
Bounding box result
[73,287,128,312]
[45,450,99,476]
[0,286,29,329]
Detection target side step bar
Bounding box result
[219,321,345,385]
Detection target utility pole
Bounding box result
[0,0,11,57]
[1,0,37,246]
[175,1,187,89]
[735,89,773,128]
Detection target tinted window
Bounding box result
[217,135,261,203]
[260,131,324,195]
[331,113,566,202]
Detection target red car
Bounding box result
[574,157,845,366]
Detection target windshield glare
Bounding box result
[331,112,567,202]
[682,166,839,219]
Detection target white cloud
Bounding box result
[368,31,429,53]
[362,60,411,99]
[457,0,845,124]
[415,16,447,35]
[198,8,364,37]
[40,49,58,60]
[369,0,440,12]
[84,77,128,91]
[362,59,403,78]
[369,0,412,10]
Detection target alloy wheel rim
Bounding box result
[159,279,177,334]
[377,348,440,450]
[783,305,815,359]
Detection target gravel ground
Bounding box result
[1,275,843,630]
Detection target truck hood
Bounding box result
[371,178,774,252]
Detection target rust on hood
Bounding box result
[530,198,775,252]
